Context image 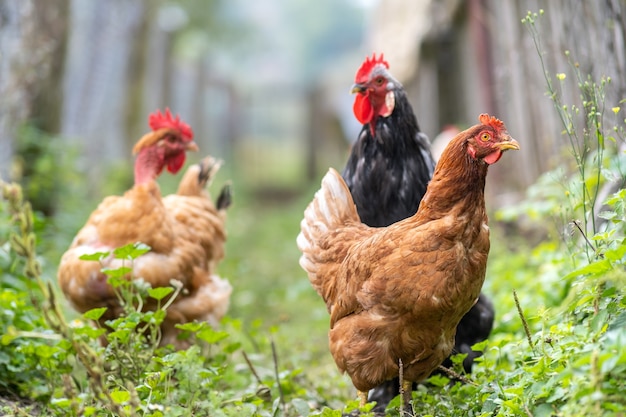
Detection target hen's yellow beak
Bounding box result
[496,136,520,151]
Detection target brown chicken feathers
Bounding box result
[297,114,519,403]
[58,109,232,349]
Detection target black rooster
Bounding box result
[342,53,495,413]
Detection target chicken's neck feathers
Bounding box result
[416,139,488,222]
[371,89,420,149]
[134,146,165,185]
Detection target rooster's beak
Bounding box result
[496,136,520,151]
[185,141,199,152]
[351,83,367,94]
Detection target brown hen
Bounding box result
[58,109,232,349]
[297,114,519,410]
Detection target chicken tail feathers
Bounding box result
[197,156,223,187]
[297,168,360,302]
[297,167,359,254]
[305,167,359,231]
[216,182,232,211]
[177,155,222,197]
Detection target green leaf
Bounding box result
[533,403,557,417]
[605,188,626,205]
[291,398,311,416]
[449,352,468,367]
[108,329,131,344]
[427,374,450,387]
[1,333,16,345]
[35,345,58,359]
[102,266,132,279]
[597,210,617,221]
[471,339,490,352]
[317,408,342,417]
[72,325,107,339]
[50,397,72,408]
[113,242,151,260]
[79,251,110,261]
[176,322,206,332]
[145,372,162,389]
[197,327,229,344]
[152,309,166,323]
[148,287,174,301]
[222,342,242,354]
[562,259,612,280]
[110,389,130,404]
[83,406,96,416]
[83,307,108,321]
[605,241,626,262]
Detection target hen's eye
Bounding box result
[374,77,385,85]
[481,133,491,142]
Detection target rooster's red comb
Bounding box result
[355,53,390,84]
[479,113,505,132]
[148,108,193,141]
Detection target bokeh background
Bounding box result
[3,0,624,200]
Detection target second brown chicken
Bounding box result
[58,109,232,349]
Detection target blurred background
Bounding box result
[1,0,625,353]
[2,0,625,202]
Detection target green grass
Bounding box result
[216,174,344,389]
[2,127,625,416]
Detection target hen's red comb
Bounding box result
[479,113,505,132]
[148,108,193,141]
[355,53,389,84]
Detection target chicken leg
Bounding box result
[358,390,368,407]
[401,379,414,416]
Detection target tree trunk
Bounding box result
[0,0,68,179]
[60,0,146,186]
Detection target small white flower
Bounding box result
[69,319,85,328]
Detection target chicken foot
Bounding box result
[398,359,414,416]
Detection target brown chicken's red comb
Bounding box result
[479,113,505,132]
[355,53,390,84]
[148,108,194,141]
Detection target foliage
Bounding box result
[2,185,243,415]
[12,125,60,217]
[0,179,348,417]
[9,123,98,281]
[0,183,60,401]
[465,10,626,417]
